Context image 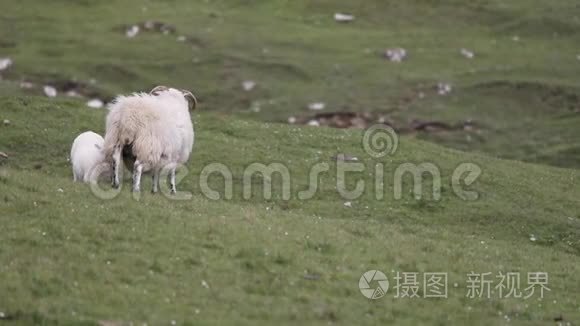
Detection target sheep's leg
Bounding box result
[132,160,143,192]
[169,167,177,194]
[112,145,122,188]
[151,170,159,194]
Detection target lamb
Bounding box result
[103,86,197,193]
[70,131,106,183]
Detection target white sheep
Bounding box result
[70,131,106,183]
[103,86,197,193]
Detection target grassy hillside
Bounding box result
[1,97,579,325]
[0,0,579,325]
[1,0,580,167]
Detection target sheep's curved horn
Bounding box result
[150,85,169,95]
[181,89,198,110]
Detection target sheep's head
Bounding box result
[150,85,198,111]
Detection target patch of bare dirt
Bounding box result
[289,111,480,134]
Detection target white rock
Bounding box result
[288,116,297,124]
[0,58,13,71]
[43,85,57,98]
[334,13,355,23]
[529,234,537,242]
[385,48,407,62]
[437,82,452,95]
[242,80,256,91]
[344,201,352,208]
[86,99,104,109]
[460,48,475,59]
[126,25,140,38]
[308,102,325,111]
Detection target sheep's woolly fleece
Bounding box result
[103,90,194,171]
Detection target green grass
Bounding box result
[1,0,580,167]
[0,0,579,325]
[1,97,579,325]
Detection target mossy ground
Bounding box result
[0,1,579,325]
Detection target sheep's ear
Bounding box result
[150,85,169,95]
[181,89,198,110]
